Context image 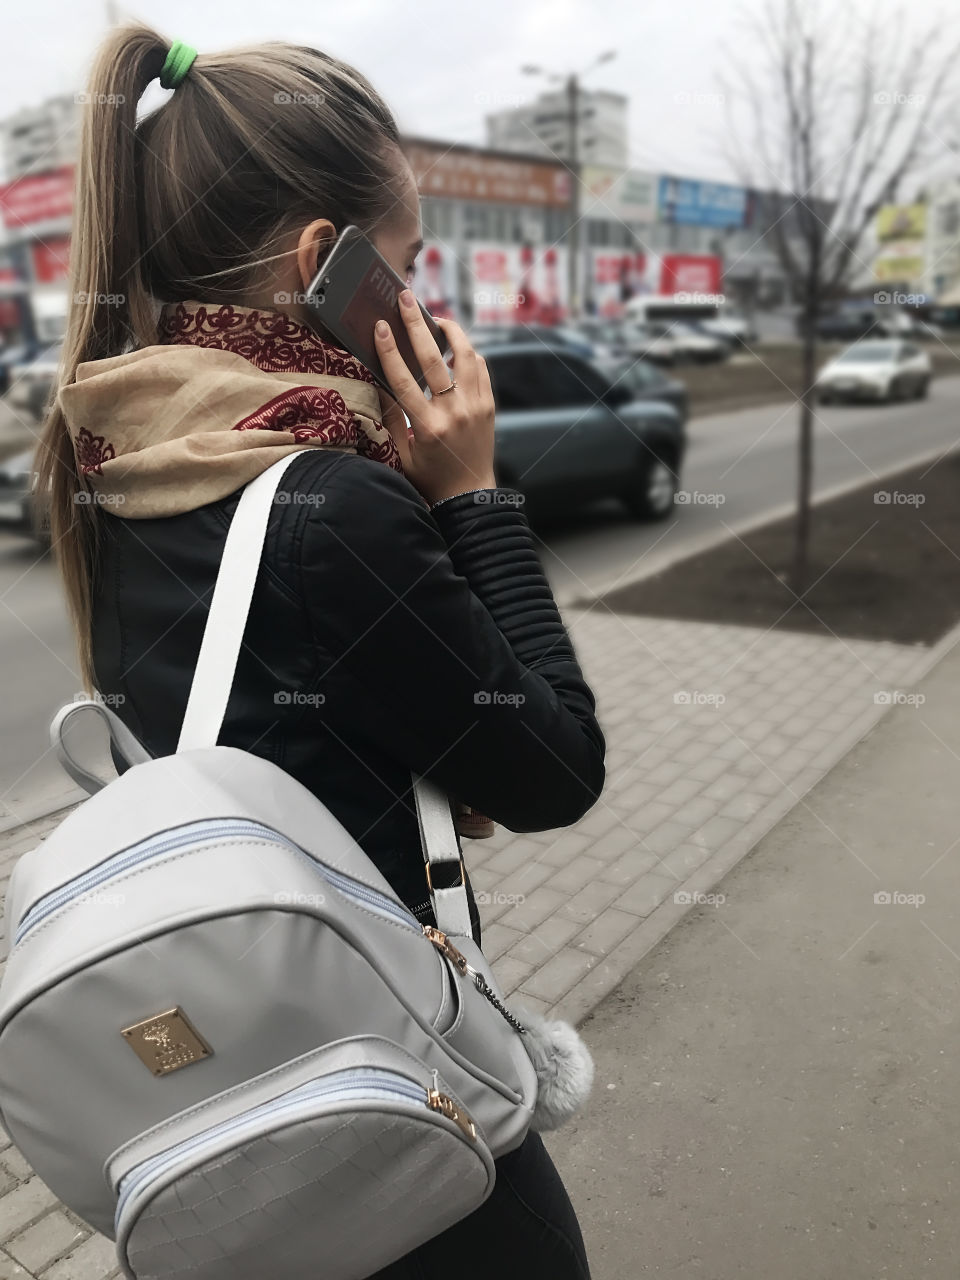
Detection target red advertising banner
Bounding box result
[470,243,568,325]
[658,254,722,297]
[31,236,71,284]
[588,251,649,317]
[0,167,75,229]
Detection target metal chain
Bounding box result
[471,970,527,1035]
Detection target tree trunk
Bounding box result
[792,316,816,595]
[792,244,821,597]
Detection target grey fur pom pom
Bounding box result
[508,1002,595,1131]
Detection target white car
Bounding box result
[817,339,932,403]
[622,320,730,365]
[699,309,757,347]
[620,322,683,365]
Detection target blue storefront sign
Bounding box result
[658,176,748,228]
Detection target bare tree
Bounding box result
[720,0,959,592]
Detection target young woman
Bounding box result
[38,24,605,1279]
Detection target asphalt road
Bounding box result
[540,375,960,602]
[1,377,958,821]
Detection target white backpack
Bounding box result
[0,452,593,1280]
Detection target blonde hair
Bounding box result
[37,23,404,685]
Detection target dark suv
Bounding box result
[477,342,687,519]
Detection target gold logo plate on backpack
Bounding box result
[121,1007,212,1076]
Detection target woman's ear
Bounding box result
[295,218,338,293]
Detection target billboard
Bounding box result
[0,167,74,229]
[658,176,748,228]
[412,241,459,320]
[586,251,723,315]
[587,251,650,317]
[470,243,568,325]
[874,204,926,283]
[659,254,723,297]
[874,239,925,283]
[876,203,926,242]
[405,139,571,207]
[581,166,657,224]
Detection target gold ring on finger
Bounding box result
[434,379,458,396]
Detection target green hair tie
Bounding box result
[159,41,198,90]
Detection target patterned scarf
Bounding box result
[59,300,493,840]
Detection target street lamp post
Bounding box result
[522,51,616,322]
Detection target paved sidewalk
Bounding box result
[0,604,952,1275]
[546,624,960,1278]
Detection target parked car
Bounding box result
[469,324,599,360]
[6,342,62,423]
[618,321,684,365]
[474,341,686,519]
[592,355,689,426]
[621,320,731,365]
[0,448,44,538]
[698,309,757,347]
[571,318,633,358]
[816,339,932,403]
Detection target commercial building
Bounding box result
[485,88,628,169]
[0,94,81,345]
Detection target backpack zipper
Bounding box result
[115,1067,477,1234]
[14,818,422,945]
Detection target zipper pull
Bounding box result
[421,924,468,975]
[426,1087,478,1142]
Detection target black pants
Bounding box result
[368,1129,591,1279]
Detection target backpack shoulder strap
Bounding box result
[178,450,473,939]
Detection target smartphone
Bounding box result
[304,225,450,396]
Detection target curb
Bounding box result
[557,437,959,609]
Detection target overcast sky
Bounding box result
[2,0,957,188]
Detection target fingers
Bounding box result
[374,319,428,419]
[396,290,457,396]
[431,315,480,397]
[476,352,492,405]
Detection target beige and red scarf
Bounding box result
[58,300,493,840]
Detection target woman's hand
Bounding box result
[374,289,497,506]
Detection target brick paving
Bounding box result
[0,609,950,1275]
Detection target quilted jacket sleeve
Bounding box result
[294,457,605,832]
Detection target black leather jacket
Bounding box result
[91,449,606,944]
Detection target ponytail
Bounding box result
[36,24,403,688]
